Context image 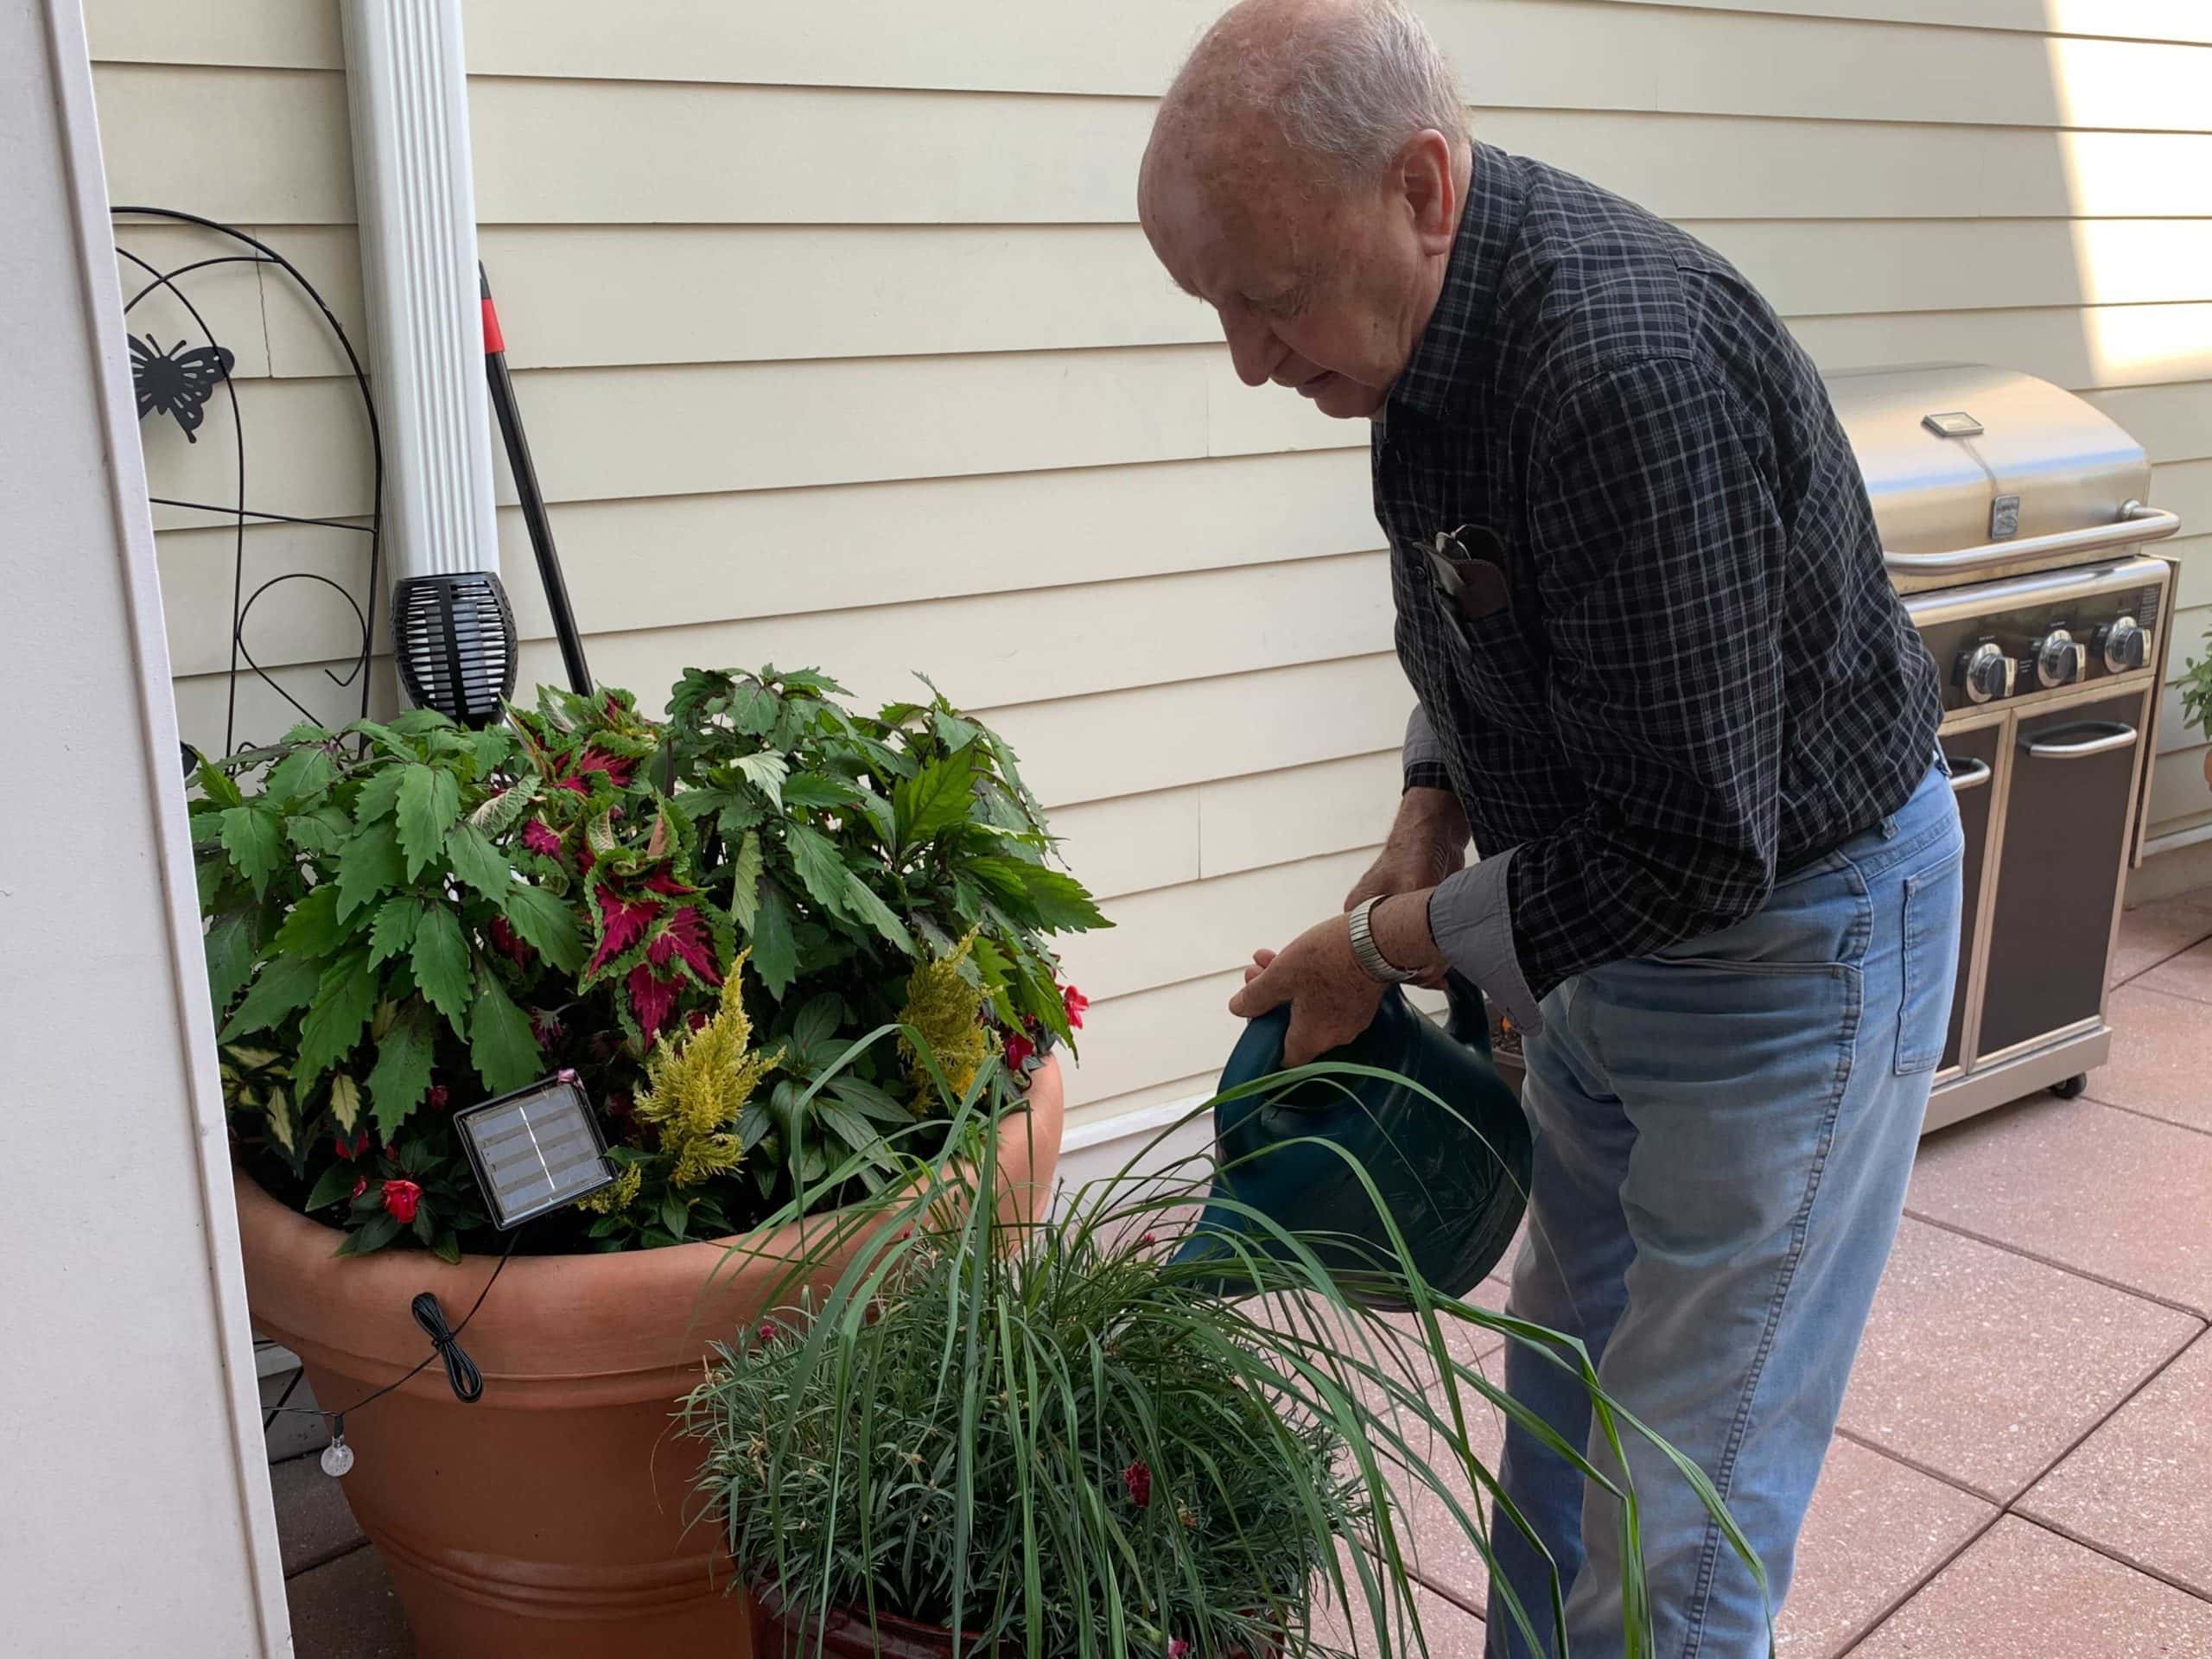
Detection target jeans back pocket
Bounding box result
[1895,847,1965,1075]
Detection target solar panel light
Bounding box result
[454,1070,616,1230]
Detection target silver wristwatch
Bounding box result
[1348,897,1420,985]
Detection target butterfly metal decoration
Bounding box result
[130,334,235,443]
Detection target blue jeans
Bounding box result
[1484,763,1964,1659]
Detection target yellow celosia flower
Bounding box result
[580,1161,643,1216]
[898,933,988,1106]
[632,954,778,1190]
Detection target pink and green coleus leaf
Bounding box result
[586,883,661,976]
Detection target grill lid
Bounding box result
[1823,363,2162,590]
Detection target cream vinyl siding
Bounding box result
[88,0,2212,1132]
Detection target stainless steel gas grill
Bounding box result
[1826,364,2183,1131]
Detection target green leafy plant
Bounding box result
[661,667,1107,1201]
[195,709,594,1259]
[685,1072,1766,1659]
[2181,619,2212,737]
[198,671,1107,1258]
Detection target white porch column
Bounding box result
[341,0,499,582]
[1,3,288,1649]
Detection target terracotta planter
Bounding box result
[237,1061,1063,1659]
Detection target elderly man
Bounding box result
[1140,1,1964,1654]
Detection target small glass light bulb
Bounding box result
[320,1435,355,1478]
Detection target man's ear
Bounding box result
[1397,129,1459,253]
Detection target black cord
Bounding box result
[264,1226,523,1436]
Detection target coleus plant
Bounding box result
[199,671,1108,1257]
[196,707,600,1260]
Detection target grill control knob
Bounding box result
[1957,642,2015,704]
[2095,616,2148,674]
[2034,628,2087,689]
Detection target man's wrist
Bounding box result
[1370,888,1446,979]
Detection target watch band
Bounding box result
[1348,898,1420,986]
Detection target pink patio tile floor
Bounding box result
[270,895,2212,1656]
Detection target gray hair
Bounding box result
[1166,0,1470,184]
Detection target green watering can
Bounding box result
[1175,974,1531,1307]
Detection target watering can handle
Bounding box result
[1441,972,1494,1058]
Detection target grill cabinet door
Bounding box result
[1976,691,2146,1061]
[1938,725,2002,1073]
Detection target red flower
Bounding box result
[1122,1459,1152,1509]
[488,913,535,967]
[381,1179,422,1224]
[588,885,662,974]
[756,1320,782,1347]
[424,1084,449,1113]
[350,1176,367,1201]
[336,1130,372,1160]
[627,962,684,1043]
[1005,1033,1034,1072]
[1061,983,1089,1030]
[521,818,563,858]
[1168,1642,1191,1659]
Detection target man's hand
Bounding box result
[1229,914,1389,1069]
[1344,787,1468,988]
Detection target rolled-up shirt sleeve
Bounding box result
[1402,702,1452,795]
[1421,354,1789,1031]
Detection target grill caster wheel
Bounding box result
[2050,1074,2088,1101]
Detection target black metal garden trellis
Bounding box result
[111,206,385,766]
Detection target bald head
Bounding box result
[1149,0,1469,196]
[1137,0,1472,423]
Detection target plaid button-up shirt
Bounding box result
[1384,143,1942,1029]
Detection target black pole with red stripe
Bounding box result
[480,264,592,696]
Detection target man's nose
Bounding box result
[1221,310,1282,389]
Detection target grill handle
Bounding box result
[1944,756,1993,791]
[1884,501,2180,579]
[2022,721,2139,760]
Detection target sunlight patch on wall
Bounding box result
[2048,29,2212,386]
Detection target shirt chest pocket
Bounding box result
[1423,565,1551,739]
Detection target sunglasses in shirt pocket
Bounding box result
[1426,526,1548,734]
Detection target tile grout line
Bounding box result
[1836,1324,2212,1655]
[1897,1205,2212,1324]
[1833,1509,2009,1658]
[2005,1512,2212,1613]
[2108,922,2212,996]
[2080,1092,2212,1139]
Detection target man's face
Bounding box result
[1141,137,1447,422]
